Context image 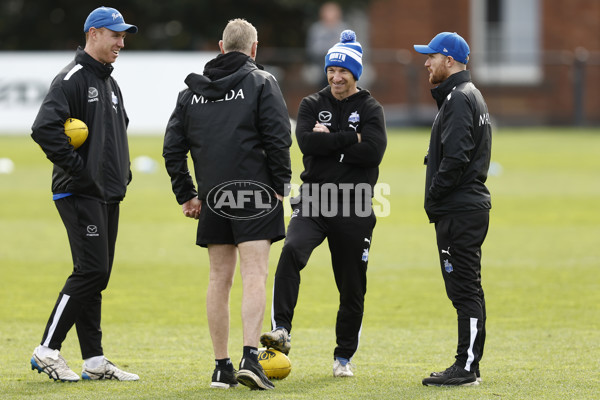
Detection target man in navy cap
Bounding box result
[414,32,492,387]
[30,7,138,382]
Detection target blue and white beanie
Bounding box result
[324,30,363,80]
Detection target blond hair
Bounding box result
[221,18,257,54]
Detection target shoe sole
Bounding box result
[81,372,97,380]
[236,370,274,390]
[430,372,482,383]
[81,375,139,381]
[30,357,79,382]
[259,334,290,355]
[210,382,238,389]
[210,369,238,388]
[423,378,479,387]
[81,370,139,381]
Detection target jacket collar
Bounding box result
[75,47,114,80]
[431,70,471,108]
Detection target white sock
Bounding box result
[35,345,57,358]
[84,355,105,369]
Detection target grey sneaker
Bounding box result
[260,327,291,355]
[81,358,139,381]
[333,358,354,377]
[30,349,80,382]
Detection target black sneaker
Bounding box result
[236,357,274,390]
[422,364,478,386]
[210,367,238,389]
[430,365,482,382]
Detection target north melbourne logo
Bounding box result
[111,91,119,113]
[361,248,369,262]
[348,111,360,131]
[444,259,453,273]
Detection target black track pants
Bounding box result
[270,206,376,360]
[434,210,489,372]
[40,196,119,359]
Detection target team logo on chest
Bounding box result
[111,91,119,113]
[348,111,360,131]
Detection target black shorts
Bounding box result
[196,201,285,247]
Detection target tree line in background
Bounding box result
[0,0,367,51]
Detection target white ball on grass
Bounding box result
[0,158,15,174]
[133,155,158,174]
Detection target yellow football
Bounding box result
[257,348,291,380]
[64,118,88,149]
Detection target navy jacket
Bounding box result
[424,70,492,222]
[295,86,387,202]
[163,56,292,203]
[31,47,131,203]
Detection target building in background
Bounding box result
[1,0,598,131]
[363,0,600,126]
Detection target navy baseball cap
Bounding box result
[84,7,138,33]
[414,32,470,64]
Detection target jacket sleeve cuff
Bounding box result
[177,191,198,205]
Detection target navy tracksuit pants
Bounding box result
[434,210,489,372]
[270,201,376,361]
[40,196,119,359]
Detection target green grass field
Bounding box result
[1,128,599,399]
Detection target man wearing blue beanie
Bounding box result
[324,30,363,80]
[414,32,492,387]
[261,30,387,378]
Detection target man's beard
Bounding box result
[429,69,448,85]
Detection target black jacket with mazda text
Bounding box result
[295,86,387,202]
[424,70,492,222]
[31,47,131,203]
[163,55,292,203]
